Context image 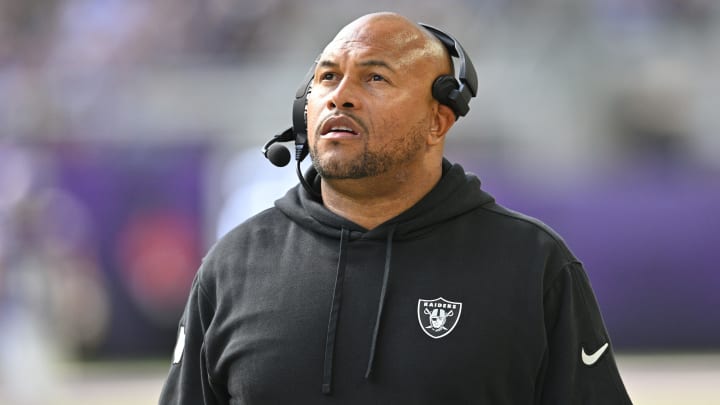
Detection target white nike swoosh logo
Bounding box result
[581,342,609,366]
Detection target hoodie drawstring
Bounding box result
[322,225,397,394]
[322,227,349,395]
[365,225,396,379]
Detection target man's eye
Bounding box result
[320,73,336,81]
[370,74,385,82]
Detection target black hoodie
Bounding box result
[159,159,633,404]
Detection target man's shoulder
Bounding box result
[196,207,289,286]
[220,206,287,240]
[477,201,577,263]
[480,202,561,237]
[203,207,288,262]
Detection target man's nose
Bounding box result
[327,78,359,110]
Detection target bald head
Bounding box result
[304,11,459,197]
[321,12,453,81]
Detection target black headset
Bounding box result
[262,23,478,193]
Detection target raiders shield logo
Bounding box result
[417,297,463,339]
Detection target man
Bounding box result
[160,12,633,404]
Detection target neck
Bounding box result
[320,161,442,230]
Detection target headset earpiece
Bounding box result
[420,23,477,120]
[431,75,463,119]
[292,62,316,162]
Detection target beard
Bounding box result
[310,116,430,180]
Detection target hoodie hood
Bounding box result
[275,158,495,240]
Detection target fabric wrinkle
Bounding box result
[322,227,350,394]
[365,224,397,379]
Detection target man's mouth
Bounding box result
[319,115,362,138]
[325,126,357,136]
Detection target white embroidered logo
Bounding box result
[581,342,609,366]
[417,297,463,339]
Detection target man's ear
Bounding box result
[428,103,456,146]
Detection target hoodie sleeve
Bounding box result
[159,272,222,405]
[538,262,633,405]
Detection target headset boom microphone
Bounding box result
[265,144,291,167]
[262,127,294,167]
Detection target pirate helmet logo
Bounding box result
[417,297,463,339]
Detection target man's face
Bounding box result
[305,17,440,180]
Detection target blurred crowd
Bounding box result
[1,2,719,402]
[1,0,719,165]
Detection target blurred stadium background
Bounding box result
[1,0,719,403]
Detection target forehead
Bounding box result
[319,22,434,69]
